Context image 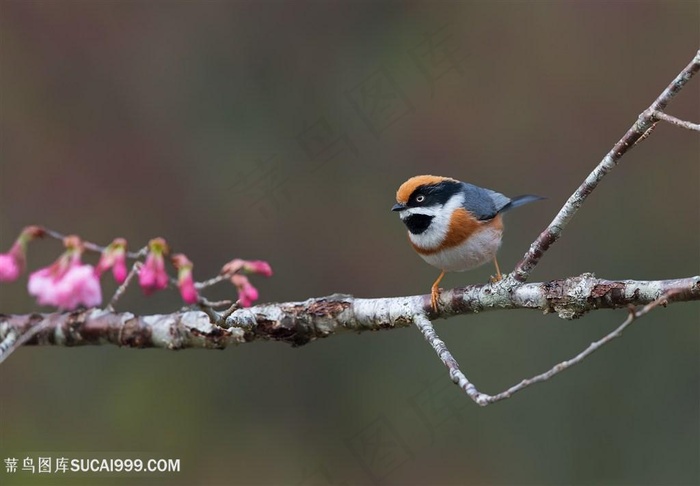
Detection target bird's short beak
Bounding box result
[391,203,406,212]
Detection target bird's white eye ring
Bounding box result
[416,195,425,203]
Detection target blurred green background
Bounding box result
[1,1,698,485]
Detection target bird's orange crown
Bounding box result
[395,175,457,204]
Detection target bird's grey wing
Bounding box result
[460,183,510,220]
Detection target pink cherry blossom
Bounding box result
[29,263,102,309]
[172,253,198,304]
[139,238,169,295]
[27,236,102,309]
[27,267,56,303]
[231,273,259,307]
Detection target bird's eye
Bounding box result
[416,195,425,203]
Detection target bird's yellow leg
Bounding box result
[431,270,446,311]
[490,257,503,283]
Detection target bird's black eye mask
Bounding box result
[407,180,461,207]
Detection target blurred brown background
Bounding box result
[1,1,698,485]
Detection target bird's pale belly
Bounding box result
[417,226,503,272]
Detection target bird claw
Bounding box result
[430,270,446,312]
[431,287,442,312]
[489,274,503,284]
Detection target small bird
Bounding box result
[392,175,543,310]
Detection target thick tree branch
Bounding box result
[2,275,697,353]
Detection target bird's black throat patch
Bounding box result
[403,214,434,235]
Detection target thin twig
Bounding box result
[195,274,228,290]
[198,297,234,309]
[0,319,53,366]
[413,313,488,405]
[106,262,142,312]
[512,49,700,282]
[652,110,700,131]
[42,227,146,259]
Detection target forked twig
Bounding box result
[417,290,681,406]
[512,49,700,282]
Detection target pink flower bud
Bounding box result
[243,260,273,277]
[96,238,128,284]
[139,238,169,295]
[221,258,273,277]
[112,252,128,284]
[0,225,44,282]
[179,274,198,304]
[220,259,244,276]
[231,273,259,307]
[172,253,198,304]
[0,244,23,282]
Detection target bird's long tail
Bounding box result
[502,194,546,212]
